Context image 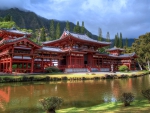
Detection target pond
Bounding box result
[0,75,150,113]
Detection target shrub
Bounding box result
[121,92,134,106]
[45,66,60,73]
[39,96,63,113]
[12,64,17,69]
[22,76,29,81]
[118,65,129,72]
[3,77,11,82]
[29,76,34,81]
[142,88,150,101]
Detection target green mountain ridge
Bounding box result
[0,8,134,46]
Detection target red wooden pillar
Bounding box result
[129,63,131,70]
[9,58,12,73]
[0,61,1,72]
[31,57,34,73]
[69,55,71,68]
[4,61,6,73]
[41,58,44,72]
[6,59,9,73]
[31,48,34,73]
[26,63,28,73]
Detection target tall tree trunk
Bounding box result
[147,60,150,71]
[138,62,143,70]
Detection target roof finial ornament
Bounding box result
[11,25,17,30]
[23,34,27,38]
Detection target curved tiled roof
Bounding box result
[38,46,62,52]
[106,46,124,51]
[43,29,111,45]
[0,36,26,46]
[0,28,31,35]
[109,52,136,58]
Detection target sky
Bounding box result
[0,0,150,39]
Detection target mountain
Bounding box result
[0,8,134,47]
[0,8,95,38]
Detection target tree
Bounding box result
[50,19,55,40]
[105,32,110,48]
[73,26,76,33]
[4,15,12,22]
[66,21,70,31]
[121,92,134,106]
[98,28,103,41]
[35,29,41,44]
[40,27,46,42]
[131,33,150,70]
[142,88,150,102]
[106,32,110,42]
[81,21,85,34]
[114,34,118,47]
[55,23,60,39]
[119,32,123,48]
[125,38,128,47]
[116,33,120,47]
[0,21,15,29]
[0,17,3,22]
[76,21,80,33]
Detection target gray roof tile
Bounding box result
[107,46,124,51]
[43,30,111,45]
[5,29,31,35]
[109,52,136,58]
[39,46,62,52]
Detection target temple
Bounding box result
[0,28,137,73]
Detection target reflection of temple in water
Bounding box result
[0,87,10,111]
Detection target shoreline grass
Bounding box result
[54,99,150,113]
[0,71,149,83]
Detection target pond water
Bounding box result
[0,75,150,113]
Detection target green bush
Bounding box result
[39,96,63,113]
[45,66,60,73]
[121,92,134,106]
[12,64,17,69]
[118,65,129,72]
[142,88,150,102]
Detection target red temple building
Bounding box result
[0,28,137,73]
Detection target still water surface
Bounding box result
[0,75,150,113]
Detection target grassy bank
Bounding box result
[54,99,150,113]
[0,71,149,83]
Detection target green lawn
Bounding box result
[54,100,150,113]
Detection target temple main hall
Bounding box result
[0,28,137,73]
